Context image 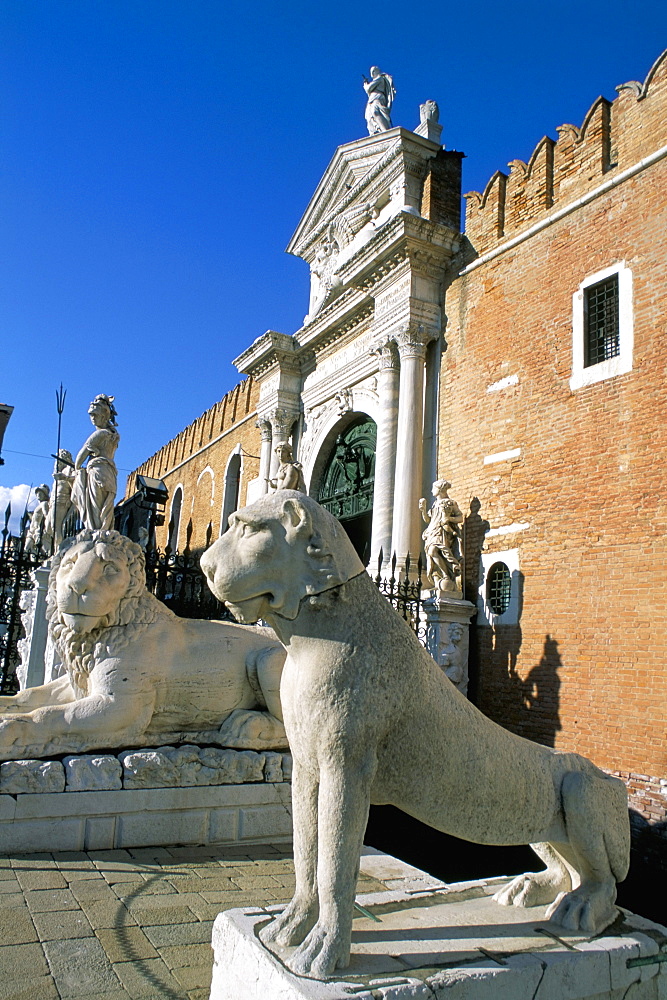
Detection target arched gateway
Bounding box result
[316,416,376,566]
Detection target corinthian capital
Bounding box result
[256,417,273,442]
[370,337,400,371]
[267,407,298,442]
[393,323,438,360]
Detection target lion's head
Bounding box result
[201,491,364,623]
[47,529,172,696]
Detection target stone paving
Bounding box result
[0,844,388,1000]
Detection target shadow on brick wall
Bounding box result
[514,633,563,749]
[462,497,489,704]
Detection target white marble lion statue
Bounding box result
[0,529,286,761]
[201,491,631,979]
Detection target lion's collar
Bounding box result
[272,567,367,621]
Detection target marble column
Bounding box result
[422,337,442,501]
[257,419,273,495]
[391,324,436,566]
[369,338,400,570]
[17,565,51,690]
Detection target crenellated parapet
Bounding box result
[126,378,256,490]
[465,49,667,256]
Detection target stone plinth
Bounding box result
[210,874,667,1000]
[0,746,293,853]
[0,781,292,854]
[423,595,476,696]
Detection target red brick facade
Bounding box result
[440,52,667,841]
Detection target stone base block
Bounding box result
[0,782,292,854]
[210,871,667,1000]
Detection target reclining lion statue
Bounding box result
[201,491,631,980]
[0,529,286,761]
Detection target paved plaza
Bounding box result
[0,843,388,1000]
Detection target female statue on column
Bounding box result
[72,394,119,531]
[267,442,306,493]
[419,479,463,595]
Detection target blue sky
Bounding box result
[1,0,665,527]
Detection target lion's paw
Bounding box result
[494,870,568,908]
[286,922,349,979]
[546,882,617,935]
[218,709,287,749]
[259,899,317,948]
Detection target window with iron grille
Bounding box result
[570,263,633,391]
[584,275,620,368]
[487,562,512,615]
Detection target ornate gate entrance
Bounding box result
[316,416,376,565]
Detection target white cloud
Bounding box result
[0,485,37,535]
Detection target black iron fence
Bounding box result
[372,548,427,645]
[0,508,42,693]
[144,542,427,639]
[144,544,235,622]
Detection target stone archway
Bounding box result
[316,415,376,566]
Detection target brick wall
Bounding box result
[125,378,262,551]
[439,52,667,840]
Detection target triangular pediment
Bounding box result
[287,128,410,262]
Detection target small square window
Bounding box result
[570,263,633,391]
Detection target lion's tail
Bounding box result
[603,774,631,883]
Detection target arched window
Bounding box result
[478,548,520,625]
[167,487,183,551]
[221,452,242,534]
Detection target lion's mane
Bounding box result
[47,529,175,697]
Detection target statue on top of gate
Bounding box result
[363,66,395,135]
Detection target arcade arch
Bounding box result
[312,413,377,566]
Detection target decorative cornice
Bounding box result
[342,213,459,292]
[234,331,300,380]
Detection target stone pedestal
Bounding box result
[210,871,667,1000]
[423,595,476,696]
[16,564,51,690]
[0,745,293,853]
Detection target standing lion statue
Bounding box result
[0,529,286,761]
[202,491,631,980]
